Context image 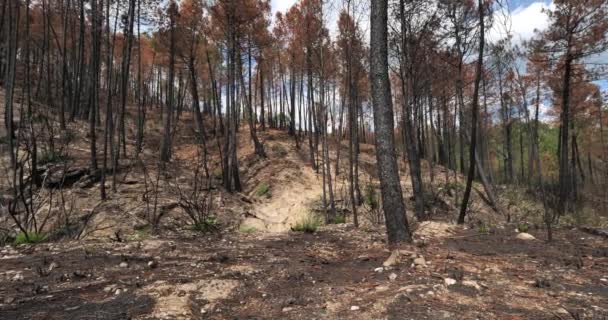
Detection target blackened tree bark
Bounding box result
[558,55,572,216]
[160,0,178,165]
[117,0,136,160]
[398,0,427,221]
[4,0,18,168]
[458,0,485,224]
[370,0,412,245]
[241,41,265,157]
[88,0,102,172]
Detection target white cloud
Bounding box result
[489,1,554,43]
[510,1,553,41]
[271,0,298,25]
[271,0,297,13]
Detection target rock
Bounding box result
[462,280,481,291]
[147,260,158,269]
[516,233,536,240]
[375,285,389,292]
[413,256,426,267]
[4,297,15,304]
[534,278,552,288]
[49,262,59,271]
[484,266,501,273]
[358,255,371,261]
[374,267,384,273]
[350,306,360,311]
[119,262,129,268]
[103,285,117,293]
[12,273,24,281]
[282,307,294,312]
[444,278,457,286]
[115,289,122,295]
[383,250,401,267]
[388,273,398,281]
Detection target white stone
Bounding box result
[413,257,426,266]
[462,280,481,291]
[444,278,457,286]
[516,233,536,240]
[350,306,360,311]
[383,250,401,267]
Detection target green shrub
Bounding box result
[192,217,219,233]
[14,232,46,245]
[256,183,270,197]
[292,215,321,233]
[239,225,257,233]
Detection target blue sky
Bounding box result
[270,0,554,42]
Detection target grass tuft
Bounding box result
[38,150,68,165]
[239,225,257,233]
[478,223,490,235]
[256,183,270,197]
[14,232,46,245]
[192,217,220,233]
[292,215,321,233]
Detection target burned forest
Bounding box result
[1,0,608,319]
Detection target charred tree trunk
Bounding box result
[370,0,412,244]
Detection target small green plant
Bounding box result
[212,168,223,179]
[192,217,219,233]
[445,181,464,193]
[239,225,257,233]
[364,184,379,209]
[256,183,270,197]
[478,223,490,235]
[292,215,321,233]
[38,150,68,165]
[14,232,46,245]
[332,215,346,224]
[270,144,288,157]
[517,222,529,233]
[128,225,151,240]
